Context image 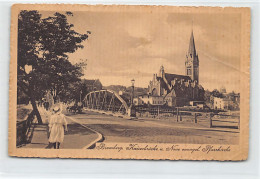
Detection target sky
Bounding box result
[42,10,241,93]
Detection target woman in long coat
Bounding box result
[48,105,68,149]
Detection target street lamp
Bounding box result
[131,79,135,105]
[131,79,135,86]
[128,79,136,117]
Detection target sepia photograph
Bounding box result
[9,5,250,160]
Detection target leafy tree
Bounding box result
[18,10,89,124]
[204,89,211,103]
[211,89,223,98]
[203,89,224,108]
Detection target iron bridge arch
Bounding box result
[83,89,129,115]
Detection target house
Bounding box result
[83,79,102,92]
[213,97,232,110]
[133,94,164,106]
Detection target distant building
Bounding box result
[133,95,164,106]
[84,79,102,92]
[233,94,240,104]
[213,97,232,110]
[189,101,205,109]
[219,86,227,94]
[147,30,205,107]
[226,92,240,110]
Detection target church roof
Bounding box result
[164,73,191,84]
[198,84,204,90]
[84,79,96,84]
[83,79,100,86]
[188,30,197,56]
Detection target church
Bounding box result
[147,30,205,107]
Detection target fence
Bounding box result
[210,113,240,129]
[135,106,174,117]
[16,111,35,146]
[135,106,240,129]
[175,111,240,129]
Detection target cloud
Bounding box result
[39,10,242,92]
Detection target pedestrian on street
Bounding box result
[48,104,68,149]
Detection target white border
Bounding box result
[0,0,259,178]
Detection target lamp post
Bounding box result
[128,79,136,117]
[131,79,135,105]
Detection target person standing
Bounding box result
[48,104,68,149]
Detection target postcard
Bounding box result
[9,4,250,160]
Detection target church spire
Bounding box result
[185,28,199,84]
[188,29,196,57]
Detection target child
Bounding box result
[48,104,68,149]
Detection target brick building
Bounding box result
[83,79,102,92]
[147,30,205,107]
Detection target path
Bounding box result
[21,107,100,149]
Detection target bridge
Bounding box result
[83,89,130,116]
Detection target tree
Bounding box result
[211,89,223,98]
[204,90,211,103]
[203,89,224,108]
[18,11,89,124]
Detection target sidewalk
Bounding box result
[22,108,99,149]
[23,124,49,148]
[22,107,50,148]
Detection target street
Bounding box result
[68,110,239,145]
[20,109,239,149]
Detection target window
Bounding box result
[187,68,191,75]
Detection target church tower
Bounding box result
[158,65,165,78]
[185,30,199,83]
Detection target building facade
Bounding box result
[83,79,103,92]
[147,30,205,107]
[213,97,232,110]
[133,95,164,106]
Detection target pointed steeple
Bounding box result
[158,65,164,78]
[188,30,196,57]
[185,27,199,84]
